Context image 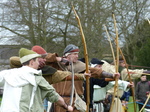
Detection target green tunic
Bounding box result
[20,74,60,112]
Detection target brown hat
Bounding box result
[9,56,22,68]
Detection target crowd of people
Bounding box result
[0,44,150,112]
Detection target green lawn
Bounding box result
[127,97,138,112]
[127,97,145,112]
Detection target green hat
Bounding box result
[19,48,41,64]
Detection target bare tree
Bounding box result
[0,0,150,61]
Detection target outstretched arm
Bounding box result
[56,96,73,112]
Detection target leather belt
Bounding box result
[94,100,103,103]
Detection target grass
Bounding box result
[127,97,137,112]
[127,96,146,112]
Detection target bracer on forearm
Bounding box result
[101,71,113,78]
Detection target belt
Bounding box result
[94,100,103,103]
[61,94,84,99]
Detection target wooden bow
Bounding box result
[108,29,137,112]
[103,24,116,69]
[104,24,137,112]
[72,5,90,112]
[109,33,137,112]
[119,48,137,112]
[109,12,119,112]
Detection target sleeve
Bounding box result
[89,67,103,78]
[89,67,114,79]
[43,70,85,84]
[102,60,116,74]
[121,80,130,91]
[41,66,57,75]
[125,90,130,101]
[92,78,109,87]
[36,76,60,103]
[121,68,144,81]
[74,73,85,80]
[43,70,70,84]
[135,82,140,99]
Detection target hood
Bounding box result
[4,66,42,87]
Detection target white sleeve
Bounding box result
[120,80,130,91]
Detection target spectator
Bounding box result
[136,75,150,112]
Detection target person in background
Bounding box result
[0,48,73,112]
[88,58,114,112]
[101,56,150,81]
[141,91,150,112]
[136,75,150,112]
[43,44,120,112]
[120,90,130,112]
[118,57,150,81]
[79,58,112,112]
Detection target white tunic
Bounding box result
[0,66,40,112]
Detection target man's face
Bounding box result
[67,52,79,62]
[119,61,125,67]
[141,75,147,81]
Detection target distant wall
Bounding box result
[0,45,20,70]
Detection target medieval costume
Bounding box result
[93,85,107,112]
[9,56,85,84]
[135,75,150,111]
[84,58,110,112]
[0,48,61,112]
[44,44,115,112]
[105,80,130,112]
[101,59,148,81]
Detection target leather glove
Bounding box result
[60,58,70,66]
[101,71,113,78]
